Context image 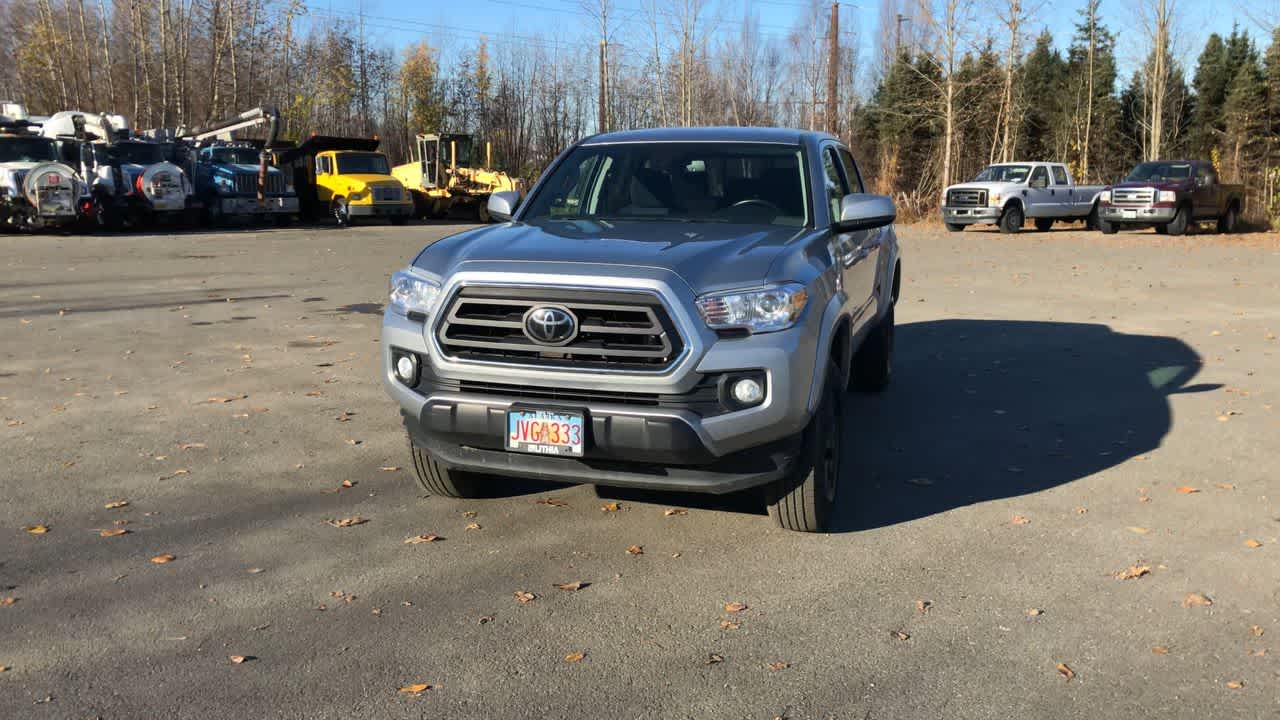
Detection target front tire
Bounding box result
[1098,217,1118,234]
[945,222,965,232]
[1034,218,1053,232]
[766,363,844,533]
[408,436,487,498]
[332,197,353,227]
[999,204,1023,234]
[1164,205,1189,236]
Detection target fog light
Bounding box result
[394,352,419,385]
[731,377,764,406]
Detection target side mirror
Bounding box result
[834,193,896,232]
[487,190,521,222]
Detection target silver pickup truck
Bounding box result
[942,162,1106,233]
[380,127,902,532]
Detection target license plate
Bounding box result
[1122,209,1137,219]
[506,408,584,457]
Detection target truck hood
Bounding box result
[945,180,1021,196]
[336,173,399,188]
[412,219,808,293]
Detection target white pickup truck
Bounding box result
[941,162,1106,234]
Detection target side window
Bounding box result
[821,147,849,222]
[1029,166,1048,189]
[1196,165,1215,185]
[837,148,864,194]
[1051,165,1069,185]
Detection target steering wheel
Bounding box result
[730,198,781,212]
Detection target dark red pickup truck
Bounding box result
[1097,160,1244,235]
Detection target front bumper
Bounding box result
[218,195,299,215]
[942,206,1001,224]
[349,201,412,217]
[1099,205,1176,224]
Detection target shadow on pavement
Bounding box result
[605,319,1214,531]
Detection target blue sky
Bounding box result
[304,0,1268,87]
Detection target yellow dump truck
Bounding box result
[274,135,413,226]
[392,133,520,222]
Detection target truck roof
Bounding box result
[582,126,831,146]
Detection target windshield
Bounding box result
[112,142,163,165]
[1125,162,1193,182]
[0,137,59,163]
[521,142,809,227]
[336,153,390,175]
[972,165,1031,183]
[208,147,261,165]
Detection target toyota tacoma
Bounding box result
[381,128,901,532]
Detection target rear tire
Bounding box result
[998,204,1023,234]
[852,304,894,392]
[1034,218,1053,232]
[766,363,844,533]
[477,199,491,224]
[1217,204,1239,234]
[408,436,487,498]
[1164,205,1189,236]
[945,222,965,232]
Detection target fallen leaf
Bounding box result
[1182,592,1213,608]
[535,497,568,508]
[513,591,535,603]
[228,655,253,664]
[1152,645,1170,655]
[462,511,478,518]
[371,608,381,616]
[1075,506,1088,514]
[150,553,176,564]
[1175,486,1200,494]
[1127,527,1151,535]
[1115,565,1151,580]
[1027,608,1043,617]
[890,630,910,641]
[768,661,790,670]
[398,683,432,695]
[1249,649,1267,657]
[1225,680,1244,690]
[626,544,644,555]
[724,602,748,613]
[663,508,688,516]
[0,665,7,672]
[305,390,323,397]
[203,394,247,404]
[1249,625,1264,637]
[344,439,362,446]
[23,525,50,535]
[1216,483,1235,491]
[98,528,130,538]
[1244,539,1262,549]
[326,516,367,528]
[179,442,206,450]
[601,502,621,513]
[916,600,932,614]
[465,522,482,531]
[380,466,400,472]
[704,653,724,665]
[720,620,740,630]
[1,597,16,606]
[403,534,441,544]
[1011,515,1030,525]
[1139,495,1152,503]
[1056,663,1075,681]
[104,500,129,509]
[247,567,264,574]
[564,651,585,663]
[554,581,587,591]
[478,615,494,625]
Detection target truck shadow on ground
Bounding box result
[602,319,1216,532]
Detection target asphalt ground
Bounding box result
[1,220,1277,719]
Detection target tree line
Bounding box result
[1,0,1277,224]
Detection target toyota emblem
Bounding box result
[523,305,578,346]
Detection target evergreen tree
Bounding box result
[1020,30,1065,161]
[1189,33,1229,156]
[1064,0,1121,182]
[1222,54,1266,181]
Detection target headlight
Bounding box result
[1099,190,1111,203]
[696,283,809,334]
[990,193,1001,205]
[349,190,366,202]
[389,270,441,319]
[1157,190,1176,203]
[214,175,234,189]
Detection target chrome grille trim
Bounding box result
[232,173,286,195]
[1111,188,1154,205]
[947,188,987,207]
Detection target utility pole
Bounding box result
[598,39,609,133]
[826,2,839,136]
[894,13,910,56]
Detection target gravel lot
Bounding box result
[1,221,1277,719]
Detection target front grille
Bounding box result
[1111,188,1153,205]
[233,173,286,195]
[437,286,684,371]
[947,188,987,206]
[424,376,724,415]
[373,185,402,202]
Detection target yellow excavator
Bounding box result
[391,133,520,222]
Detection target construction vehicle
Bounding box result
[0,102,85,231]
[272,135,412,226]
[392,133,520,222]
[179,106,299,224]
